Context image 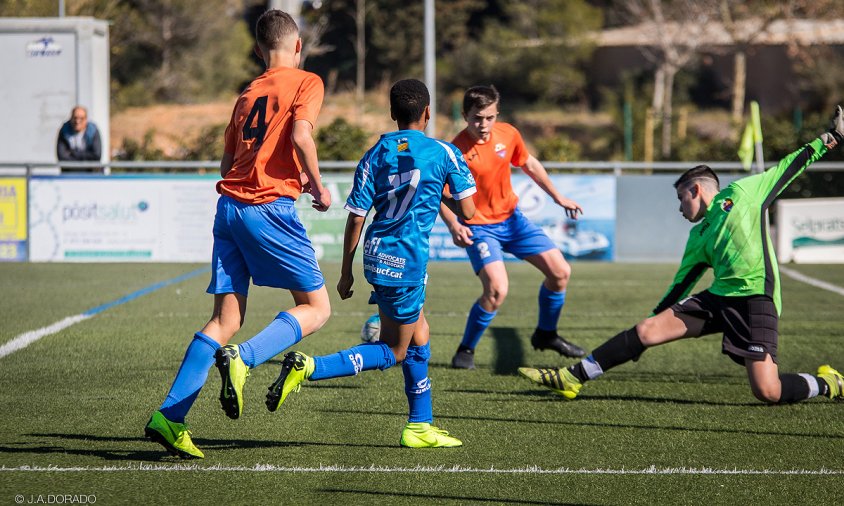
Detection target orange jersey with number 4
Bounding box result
[218,66,324,204]
[451,122,529,224]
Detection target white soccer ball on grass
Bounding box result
[360,313,381,342]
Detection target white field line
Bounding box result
[780,266,844,297]
[1,464,842,475]
[0,314,92,359]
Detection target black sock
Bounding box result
[568,362,589,383]
[592,327,645,370]
[534,328,557,339]
[778,374,811,404]
[568,327,645,383]
[816,376,830,397]
[457,345,474,354]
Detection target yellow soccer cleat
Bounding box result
[400,422,463,448]
[215,344,250,420]
[266,351,314,412]
[144,411,204,459]
[817,365,844,401]
[518,366,582,400]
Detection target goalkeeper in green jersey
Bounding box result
[519,106,844,404]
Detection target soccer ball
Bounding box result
[360,313,381,342]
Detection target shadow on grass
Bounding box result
[445,388,762,407]
[490,327,524,376]
[314,408,844,440]
[13,433,394,462]
[320,488,586,505]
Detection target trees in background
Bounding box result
[109,0,256,106]
[5,0,844,172]
[440,0,601,107]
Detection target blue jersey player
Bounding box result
[265,79,477,448]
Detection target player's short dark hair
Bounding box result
[674,165,720,190]
[256,9,299,50]
[463,85,500,114]
[390,79,430,125]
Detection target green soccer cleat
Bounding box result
[817,365,844,401]
[266,351,314,412]
[400,422,463,448]
[144,411,204,459]
[215,344,250,420]
[518,366,582,400]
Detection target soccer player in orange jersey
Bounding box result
[440,85,587,370]
[145,9,331,459]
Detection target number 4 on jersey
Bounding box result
[242,95,268,147]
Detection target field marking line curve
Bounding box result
[0,267,210,360]
[779,266,844,297]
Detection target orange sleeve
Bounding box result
[509,126,530,167]
[292,74,324,127]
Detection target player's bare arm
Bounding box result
[521,155,583,219]
[219,151,234,178]
[292,119,331,212]
[442,193,476,222]
[338,213,366,300]
[438,201,474,247]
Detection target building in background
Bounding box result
[0,17,109,165]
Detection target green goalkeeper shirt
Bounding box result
[653,137,829,316]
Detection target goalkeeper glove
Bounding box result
[823,105,844,148]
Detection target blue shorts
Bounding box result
[368,283,427,324]
[465,209,557,274]
[207,195,325,296]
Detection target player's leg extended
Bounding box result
[265,301,398,413]
[400,311,462,448]
[745,348,842,404]
[215,289,326,420]
[524,248,585,358]
[452,260,507,369]
[147,293,243,457]
[519,309,695,398]
[158,294,243,421]
[230,285,330,373]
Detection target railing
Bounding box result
[3,160,844,176]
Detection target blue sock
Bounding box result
[159,332,219,423]
[238,312,302,368]
[403,343,433,423]
[309,341,396,381]
[459,302,497,350]
[537,284,566,332]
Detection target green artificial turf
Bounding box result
[1,262,842,505]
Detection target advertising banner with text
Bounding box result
[29,176,218,262]
[428,174,616,262]
[27,174,615,263]
[776,197,844,264]
[0,177,27,261]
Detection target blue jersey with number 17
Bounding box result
[344,130,476,287]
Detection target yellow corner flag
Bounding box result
[738,101,763,171]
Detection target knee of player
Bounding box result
[313,304,331,330]
[552,262,572,286]
[484,287,508,309]
[751,385,780,404]
[391,346,407,363]
[634,319,659,346]
[212,316,242,339]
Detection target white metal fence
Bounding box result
[3,160,844,177]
